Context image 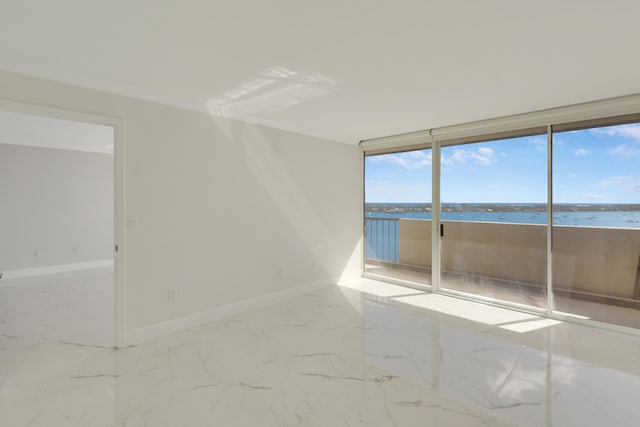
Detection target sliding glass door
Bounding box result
[364,148,432,286]
[552,121,640,328]
[362,112,640,331]
[438,134,548,309]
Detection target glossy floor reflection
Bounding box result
[2,276,640,426]
[0,267,114,348]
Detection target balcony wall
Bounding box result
[398,219,640,299]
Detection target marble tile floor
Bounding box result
[2,274,640,426]
[0,267,114,348]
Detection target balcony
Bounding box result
[365,217,640,329]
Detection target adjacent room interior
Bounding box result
[0,111,115,347]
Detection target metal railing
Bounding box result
[365,217,399,263]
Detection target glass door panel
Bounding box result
[364,148,432,286]
[552,122,640,328]
[439,135,548,308]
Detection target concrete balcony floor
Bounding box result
[365,261,640,330]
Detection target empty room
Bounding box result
[0,111,115,350]
[1,1,640,426]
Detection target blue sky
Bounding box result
[365,123,640,204]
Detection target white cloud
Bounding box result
[573,148,589,156]
[609,144,640,159]
[528,136,547,151]
[442,146,497,166]
[471,147,496,165]
[591,124,640,141]
[370,150,432,170]
[447,149,468,164]
[587,124,640,159]
[594,175,640,192]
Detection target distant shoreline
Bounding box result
[365,203,640,213]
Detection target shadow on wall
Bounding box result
[252,120,359,280]
[197,66,361,284]
[202,83,361,283]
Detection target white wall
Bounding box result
[0,143,113,271]
[0,70,363,332]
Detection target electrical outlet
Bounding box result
[276,267,285,279]
[72,247,79,255]
[34,250,41,258]
[167,289,176,301]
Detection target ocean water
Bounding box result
[366,210,640,228]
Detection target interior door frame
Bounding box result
[0,99,126,348]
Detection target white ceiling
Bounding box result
[0,111,114,154]
[1,1,640,144]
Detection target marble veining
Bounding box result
[2,273,640,426]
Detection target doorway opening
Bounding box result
[0,104,123,348]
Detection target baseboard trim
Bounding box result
[1,259,114,280]
[125,274,355,346]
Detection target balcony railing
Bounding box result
[364,217,399,263]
